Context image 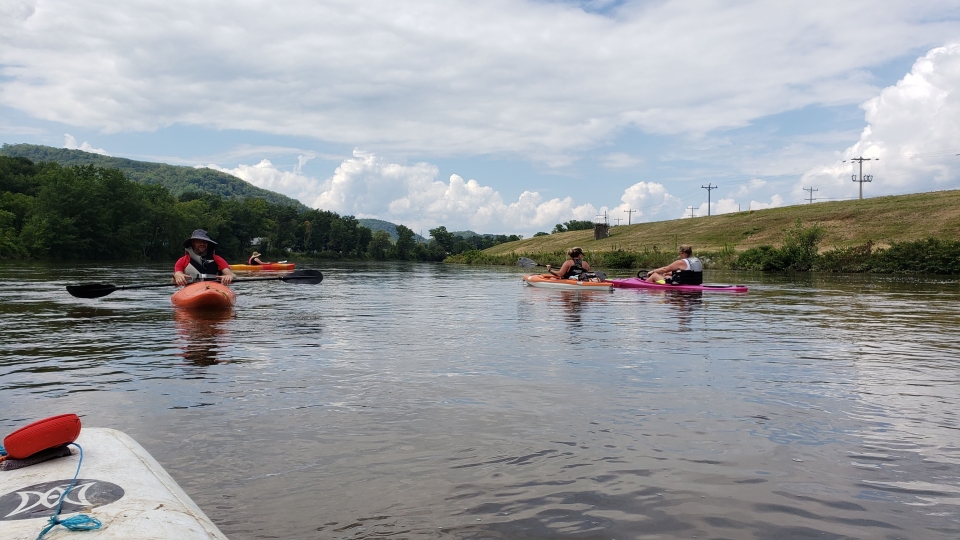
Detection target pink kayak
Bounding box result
[611,277,748,293]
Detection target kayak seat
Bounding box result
[670,270,703,285]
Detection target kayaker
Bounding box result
[546,247,592,279]
[173,229,235,286]
[643,245,703,285]
[248,251,264,265]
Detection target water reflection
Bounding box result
[173,309,233,366]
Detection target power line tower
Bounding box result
[613,218,623,226]
[845,157,876,200]
[625,208,638,225]
[687,206,696,218]
[701,184,717,216]
[803,187,818,204]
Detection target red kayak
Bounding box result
[610,277,748,293]
[171,281,237,310]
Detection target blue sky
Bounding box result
[2,0,959,236]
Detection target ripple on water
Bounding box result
[1,264,958,538]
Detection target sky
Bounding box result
[2,0,959,237]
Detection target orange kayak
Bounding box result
[229,263,296,272]
[522,274,614,291]
[171,281,236,311]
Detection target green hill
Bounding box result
[485,189,960,256]
[357,218,427,243]
[0,143,307,209]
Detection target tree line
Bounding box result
[0,157,520,262]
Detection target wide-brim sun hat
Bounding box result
[251,251,261,257]
[182,229,218,248]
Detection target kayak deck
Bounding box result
[610,277,748,293]
[229,263,295,272]
[171,281,237,310]
[0,428,228,539]
[523,274,614,291]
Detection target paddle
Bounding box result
[637,270,649,279]
[516,258,607,281]
[66,269,324,299]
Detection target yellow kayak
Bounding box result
[229,263,296,272]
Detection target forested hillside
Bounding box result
[357,218,427,243]
[0,144,306,209]
[0,156,523,262]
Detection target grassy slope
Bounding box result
[486,190,960,255]
[0,143,308,209]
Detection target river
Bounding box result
[1,262,958,539]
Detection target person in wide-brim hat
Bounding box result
[248,250,265,265]
[173,229,234,286]
[181,229,219,249]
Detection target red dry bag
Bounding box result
[3,414,81,460]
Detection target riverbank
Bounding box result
[448,190,960,273]
[485,189,960,255]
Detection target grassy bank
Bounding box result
[484,189,960,256]
[448,190,960,273]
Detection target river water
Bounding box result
[1,262,958,539]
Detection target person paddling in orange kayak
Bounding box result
[173,229,235,286]
[248,251,265,265]
[545,247,592,279]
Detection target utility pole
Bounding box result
[845,157,875,200]
[625,208,638,225]
[613,218,622,226]
[701,184,717,216]
[687,206,696,218]
[803,187,818,204]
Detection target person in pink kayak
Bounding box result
[643,245,703,285]
[173,229,235,286]
[546,247,592,279]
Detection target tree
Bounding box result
[368,230,392,260]
[429,225,456,253]
[392,224,416,259]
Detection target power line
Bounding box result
[844,156,876,200]
[687,206,696,218]
[625,208,638,225]
[803,186,818,203]
[701,184,717,216]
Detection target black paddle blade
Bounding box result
[637,270,649,279]
[279,269,323,284]
[517,257,538,268]
[66,283,118,299]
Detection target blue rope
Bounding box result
[36,443,102,540]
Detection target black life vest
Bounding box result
[670,257,703,285]
[563,259,585,279]
[183,247,221,281]
[247,256,260,265]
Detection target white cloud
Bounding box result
[800,42,960,200]
[609,181,683,223]
[688,194,783,218]
[310,151,597,234]
[204,159,319,204]
[599,153,644,169]
[63,133,108,155]
[3,1,956,165]
[736,178,767,196]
